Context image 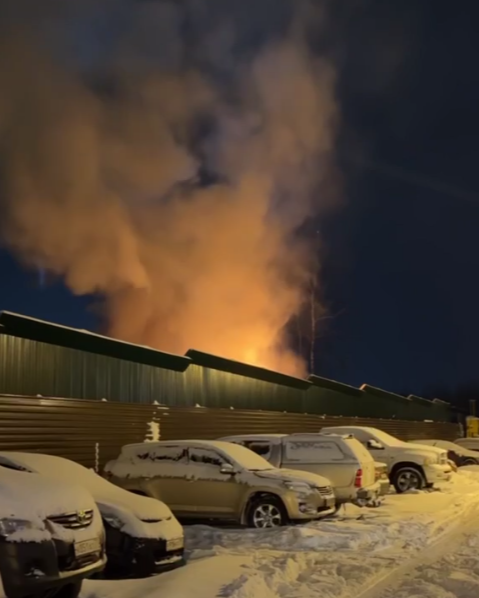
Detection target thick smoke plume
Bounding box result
[0,1,338,376]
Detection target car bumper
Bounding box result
[378,477,391,496]
[284,490,337,520]
[423,463,452,485]
[350,480,384,506]
[0,538,106,598]
[103,525,185,578]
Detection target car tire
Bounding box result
[462,458,478,466]
[246,495,288,529]
[392,466,425,493]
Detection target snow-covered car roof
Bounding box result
[123,439,249,451]
[220,434,288,442]
[0,452,172,525]
[322,425,378,434]
[119,439,278,472]
[221,433,356,442]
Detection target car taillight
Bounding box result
[354,468,363,488]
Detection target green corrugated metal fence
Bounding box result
[0,331,455,422]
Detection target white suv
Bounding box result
[321,426,452,493]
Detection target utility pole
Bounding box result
[310,277,316,375]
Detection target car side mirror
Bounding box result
[367,439,384,450]
[220,463,237,475]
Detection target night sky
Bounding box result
[1,0,479,396]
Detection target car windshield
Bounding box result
[220,443,274,471]
[433,441,457,450]
[369,429,405,447]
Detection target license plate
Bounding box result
[326,497,336,506]
[166,537,184,552]
[74,538,101,558]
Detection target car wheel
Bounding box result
[462,458,478,466]
[247,496,287,529]
[392,467,425,493]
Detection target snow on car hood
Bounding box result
[396,445,447,462]
[99,498,183,540]
[88,479,173,521]
[95,489,183,540]
[0,468,96,520]
[455,447,479,459]
[405,443,446,456]
[0,468,101,543]
[253,468,331,488]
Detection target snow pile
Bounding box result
[378,529,479,598]
[145,421,160,442]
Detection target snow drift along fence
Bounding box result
[0,395,462,469]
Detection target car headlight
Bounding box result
[103,515,124,530]
[423,457,437,466]
[284,482,313,494]
[0,518,39,537]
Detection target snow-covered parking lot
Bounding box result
[82,468,479,598]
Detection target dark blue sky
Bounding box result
[318,0,479,393]
[1,0,479,396]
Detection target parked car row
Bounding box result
[0,426,467,598]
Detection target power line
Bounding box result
[350,155,479,205]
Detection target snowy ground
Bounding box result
[379,531,479,598]
[84,469,479,598]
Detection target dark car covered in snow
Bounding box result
[411,440,479,468]
[0,465,105,598]
[0,453,184,579]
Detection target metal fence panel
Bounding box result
[0,395,160,469]
[0,396,461,471]
[0,333,455,421]
[158,407,462,442]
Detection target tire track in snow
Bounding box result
[355,503,479,598]
[379,532,479,598]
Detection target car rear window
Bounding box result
[284,440,345,462]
